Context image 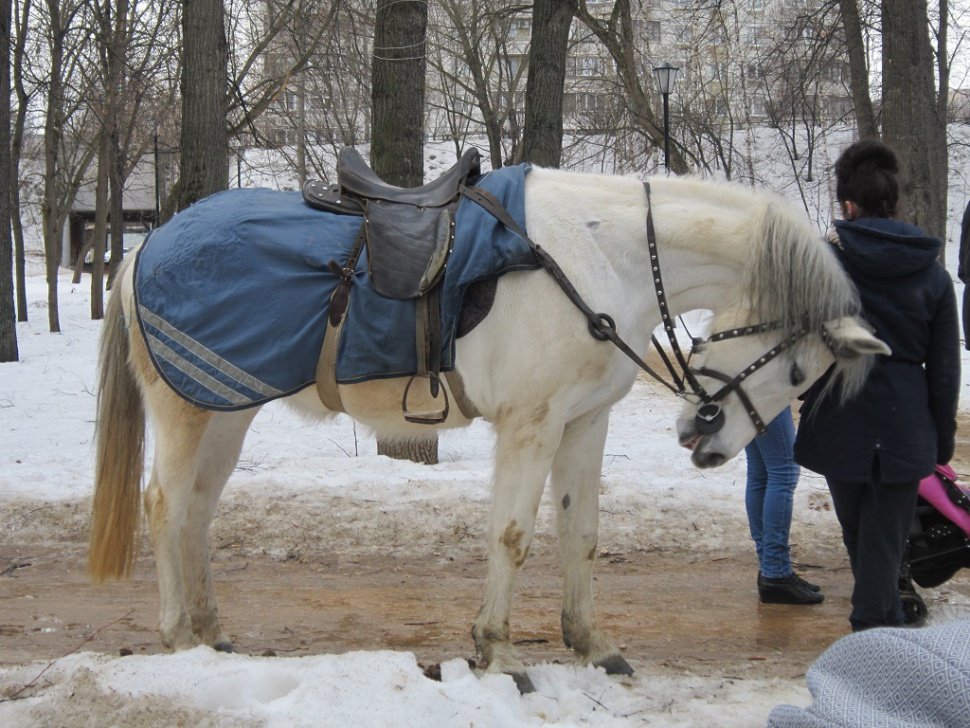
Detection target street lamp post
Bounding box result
[653,62,680,173]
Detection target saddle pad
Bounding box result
[134,164,537,411]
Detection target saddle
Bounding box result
[303,147,483,424]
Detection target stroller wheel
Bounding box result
[900,588,928,627]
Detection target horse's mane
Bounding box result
[745,192,870,401]
[654,175,871,401]
[531,170,872,401]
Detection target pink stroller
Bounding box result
[900,464,970,624]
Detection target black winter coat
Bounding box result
[794,217,960,483]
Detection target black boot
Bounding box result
[899,563,928,627]
[758,571,821,592]
[758,573,825,605]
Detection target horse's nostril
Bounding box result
[703,452,726,468]
[695,450,726,469]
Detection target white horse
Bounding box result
[89,167,888,692]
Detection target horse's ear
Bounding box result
[824,316,892,359]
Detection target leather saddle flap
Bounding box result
[365,199,453,299]
[302,179,364,216]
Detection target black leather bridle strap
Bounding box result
[460,184,686,395]
[460,179,813,437]
[707,321,783,342]
[642,182,711,401]
[691,367,768,433]
[692,328,805,432]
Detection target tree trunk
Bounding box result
[881,0,945,238]
[89,129,110,320]
[377,437,439,466]
[371,0,426,186]
[106,0,128,289]
[10,0,30,323]
[931,0,950,259]
[176,0,228,210]
[838,0,878,140]
[519,0,573,166]
[0,0,16,361]
[42,0,64,333]
[371,0,436,465]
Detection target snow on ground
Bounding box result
[3,132,970,725]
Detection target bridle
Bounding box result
[638,181,825,436]
[460,181,832,437]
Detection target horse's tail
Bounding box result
[89,257,145,582]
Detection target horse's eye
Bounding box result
[790,362,806,386]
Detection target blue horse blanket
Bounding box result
[134,164,537,411]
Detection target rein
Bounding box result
[460,182,810,436]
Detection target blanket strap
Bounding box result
[315,227,367,413]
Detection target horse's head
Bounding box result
[675,313,890,468]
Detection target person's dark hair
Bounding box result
[834,140,899,218]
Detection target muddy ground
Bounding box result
[2,408,970,684]
[2,514,969,684]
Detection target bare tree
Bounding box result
[575,0,689,174]
[371,0,437,465]
[838,0,877,138]
[10,0,32,322]
[518,0,574,166]
[882,0,946,237]
[754,1,850,211]
[41,0,98,332]
[83,0,128,319]
[226,0,358,181]
[73,0,179,313]
[371,0,427,184]
[174,0,228,211]
[431,0,528,170]
[0,0,16,361]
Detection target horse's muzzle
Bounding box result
[692,448,727,469]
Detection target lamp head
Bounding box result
[653,62,680,94]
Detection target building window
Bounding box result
[571,56,604,77]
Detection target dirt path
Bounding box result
[3,536,969,683]
[3,404,970,684]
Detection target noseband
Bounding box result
[461,181,828,437]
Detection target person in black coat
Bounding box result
[794,140,960,632]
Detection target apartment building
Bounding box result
[255,0,853,150]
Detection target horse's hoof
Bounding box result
[596,654,634,676]
[510,671,536,694]
[214,641,235,653]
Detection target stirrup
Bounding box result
[402,373,450,424]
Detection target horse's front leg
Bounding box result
[551,405,634,676]
[472,404,563,693]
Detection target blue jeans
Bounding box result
[745,408,799,579]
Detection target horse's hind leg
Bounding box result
[550,406,633,676]
[472,404,563,692]
[143,392,213,651]
[180,408,258,651]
